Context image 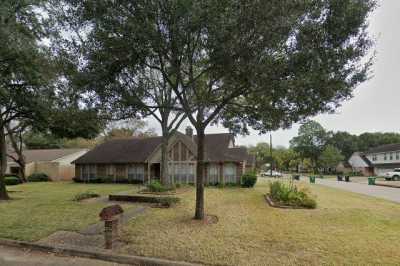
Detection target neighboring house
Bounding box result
[347,152,374,176]
[363,143,400,176]
[7,149,89,181]
[73,127,255,185]
[335,161,352,174]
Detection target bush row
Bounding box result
[4,173,50,186]
[73,172,258,188]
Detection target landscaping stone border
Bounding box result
[0,238,201,266]
[264,194,310,210]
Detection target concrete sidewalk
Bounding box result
[306,177,400,203]
[0,245,126,266]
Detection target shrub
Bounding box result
[147,180,172,192]
[72,176,83,183]
[157,197,180,207]
[73,191,100,201]
[241,172,257,188]
[99,176,113,183]
[4,176,21,186]
[28,173,50,182]
[348,171,363,177]
[269,181,316,209]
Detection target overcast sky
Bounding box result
[146,0,399,148]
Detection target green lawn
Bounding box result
[119,179,400,265]
[0,182,140,241]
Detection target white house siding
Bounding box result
[366,151,400,165]
[365,150,400,176]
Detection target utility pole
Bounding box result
[270,133,273,177]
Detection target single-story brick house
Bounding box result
[73,127,255,185]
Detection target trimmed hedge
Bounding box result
[241,172,257,188]
[28,173,50,182]
[4,176,21,186]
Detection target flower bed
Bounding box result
[266,181,317,209]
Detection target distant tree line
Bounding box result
[20,119,157,150]
[250,120,400,174]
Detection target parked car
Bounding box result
[261,170,283,177]
[383,168,400,181]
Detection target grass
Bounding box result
[0,182,140,241]
[119,179,400,265]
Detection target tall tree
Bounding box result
[248,143,272,169]
[49,0,186,185]
[0,1,57,199]
[53,0,375,219]
[290,121,329,171]
[319,144,345,171]
[326,131,359,159]
[104,119,157,141]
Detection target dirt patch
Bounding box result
[190,214,219,225]
[37,231,106,249]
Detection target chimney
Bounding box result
[185,126,193,138]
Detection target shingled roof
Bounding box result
[7,149,87,164]
[74,132,251,164]
[366,143,400,154]
[73,137,162,164]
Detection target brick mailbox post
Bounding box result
[99,204,124,249]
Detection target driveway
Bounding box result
[0,245,127,266]
[305,177,400,203]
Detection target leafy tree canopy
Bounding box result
[320,144,345,169]
[290,120,328,166]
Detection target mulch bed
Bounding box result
[264,194,310,209]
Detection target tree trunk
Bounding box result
[0,125,9,200]
[194,126,205,220]
[7,128,26,182]
[160,127,169,186]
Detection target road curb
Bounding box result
[375,183,400,189]
[0,238,202,266]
